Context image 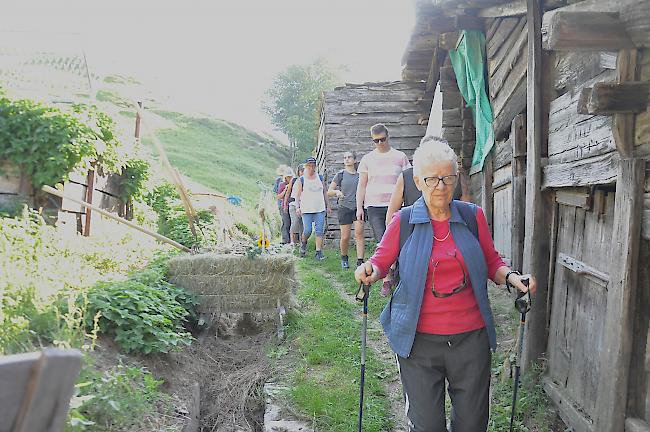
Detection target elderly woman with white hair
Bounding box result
[355,136,536,432]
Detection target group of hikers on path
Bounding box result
[275,124,537,431]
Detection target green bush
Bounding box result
[85,279,193,354]
[0,94,123,188]
[68,362,176,431]
[119,158,150,201]
[144,182,219,248]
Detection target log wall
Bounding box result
[317,81,430,241]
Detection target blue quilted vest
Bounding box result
[379,197,497,358]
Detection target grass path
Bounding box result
[286,246,563,431]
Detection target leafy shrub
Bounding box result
[144,182,219,248]
[83,255,197,355]
[68,362,178,431]
[0,94,123,188]
[119,158,150,201]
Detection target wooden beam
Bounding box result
[426,49,440,96]
[543,377,595,432]
[626,418,650,432]
[511,114,526,273]
[594,159,645,432]
[578,82,649,115]
[482,154,494,230]
[555,188,591,209]
[613,49,640,158]
[542,11,634,51]
[479,0,527,17]
[522,0,550,370]
[439,31,460,51]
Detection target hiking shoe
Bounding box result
[356,258,365,267]
[315,250,325,261]
[299,243,307,257]
[341,255,349,269]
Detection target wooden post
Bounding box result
[126,101,142,220]
[82,162,96,237]
[594,159,645,432]
[522,0,551,369]
[481,154,493,231]
[613,49,639,158]
[511,114,526,272]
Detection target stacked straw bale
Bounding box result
[167,253,296,314]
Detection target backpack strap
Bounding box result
[399,206,415,251]
[454,200,479,240]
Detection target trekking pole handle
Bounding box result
[356,282,371,302]
[515,277,531,314]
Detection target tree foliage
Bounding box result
[262,60,341,162]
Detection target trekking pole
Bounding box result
[356,281,371,432]
[509,277,531,432]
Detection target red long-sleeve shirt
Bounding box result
[370,207,507,335]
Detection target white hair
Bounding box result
[412,136,458,177]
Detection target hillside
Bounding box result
[141,110,290,206]
[95,80,291,207]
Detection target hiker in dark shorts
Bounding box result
[327,151,364,269]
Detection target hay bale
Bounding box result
[168,253,296,314]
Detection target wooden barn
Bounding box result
[393,0,650,431]
[316,81,432,240]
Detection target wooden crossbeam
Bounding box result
[542,11,634,51]
[577,82,649,115]
[439,31,460,51]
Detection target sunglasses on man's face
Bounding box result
[372,136,387,144]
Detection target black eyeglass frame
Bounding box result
[431,249,468,298]
[423,174,458,189]
[372,136,388,144]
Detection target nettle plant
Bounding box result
[0,92,149,200]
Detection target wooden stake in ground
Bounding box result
[42,185,191,253]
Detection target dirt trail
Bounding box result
[314,268,408,432]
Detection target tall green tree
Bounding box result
[263,60,342,164]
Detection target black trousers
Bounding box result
[279,208,291,243]
[397,328,491,432]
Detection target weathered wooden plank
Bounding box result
[327,125,427,140]
[442,108,462,127]
[554,51,617,92]
[487,18,520,59]
[578,81,650,115]
[543,376,595,432]
[493,74,527,139]
[626,418,650,432]
[324,101,424,115]
[489,21,528,99]
[442,91,463,109]
[641,193,650,240]
[620,0,650,48]
[613,49,640,159]
[594,159,645,432]
[439,31,460,51]
[493,183,513,263]
[543,151,619,188]
[555,188,591,209]
[542,11,634,51]
[426,48,441,95]
[522,0,551,369]
[494,137,513,169]
[489,17,527,77]
[442,126,463,143]
[482,154,494,229]
[325,113,425,126]
[547,70,617,163]
[511,114,526,272]
[324,90,427,103]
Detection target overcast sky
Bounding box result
[1,0,415,141]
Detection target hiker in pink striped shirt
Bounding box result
[356,124,411,293]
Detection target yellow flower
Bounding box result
[257,235,270,248]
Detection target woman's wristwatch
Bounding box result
[505,270,521,292]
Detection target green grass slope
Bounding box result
[142,110,290,206]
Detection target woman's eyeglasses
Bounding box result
[423,174,458,188]
[372,136,387,144]
[431,249,468,298]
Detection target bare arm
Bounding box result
[294,179,303,215]
[493,266,537,294]
[327,179,342,198]
[386,173,405,225]
[356,172,368,220]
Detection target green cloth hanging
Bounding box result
[449,30,495,173]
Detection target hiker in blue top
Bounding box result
[355,136,536,432]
